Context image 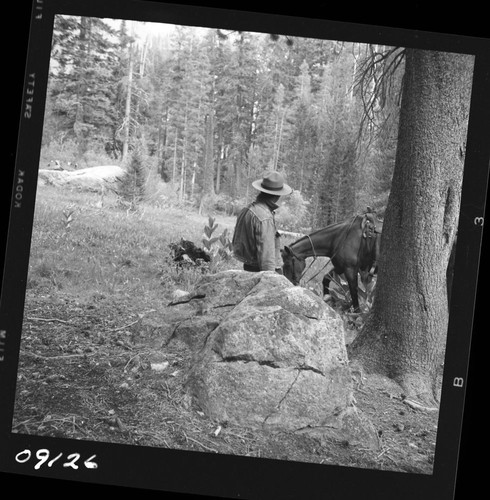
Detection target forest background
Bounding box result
[41,16,402,232]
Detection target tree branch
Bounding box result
[353,46,406,148]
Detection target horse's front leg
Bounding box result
[322,269,340,296]
[322,270,333,296]
[344,267,360,312]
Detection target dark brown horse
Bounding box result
[281,212,382,312]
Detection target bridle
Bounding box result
[284,229,337,286]
[284,245,307,285]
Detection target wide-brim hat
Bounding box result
[252,171,292,196]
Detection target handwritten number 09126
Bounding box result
[15,449,98,470]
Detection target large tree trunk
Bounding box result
[349,49,474,404]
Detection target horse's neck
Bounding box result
[293,219,356,258]
[291,235,317,258]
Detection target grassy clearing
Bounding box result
[26,185,237,300]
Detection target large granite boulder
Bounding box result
[166,270,378,448]
[37,165,125,192]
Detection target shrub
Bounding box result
[213,193,234,215]
[40,137,116,170]
[39,138,79,168]
[143,170,179,208]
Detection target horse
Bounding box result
[281,212,382,312]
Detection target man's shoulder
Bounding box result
[248,201,273,222]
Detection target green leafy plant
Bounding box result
[202,216,233,268]
[61,205,76,237]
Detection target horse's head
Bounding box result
[281,246,306,286]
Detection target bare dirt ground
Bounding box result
[12,286,439,475]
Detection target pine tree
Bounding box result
[44,15,120,160]
[287,60,317,191]
[212,33,237,194]
[117,143,147,209]
[162,26,212,201]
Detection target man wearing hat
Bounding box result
[232,171,293,273]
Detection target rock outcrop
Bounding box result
[37,165,125,192]
[166,270,378,448]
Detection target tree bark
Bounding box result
[216,146,222,194]
[203,113,215,195]
[121,23,134,162]
[199,113,215,214]
[172,134,177,188]
[74,17,89,157]
[349,49,474,404]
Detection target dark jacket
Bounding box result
[232,196,281,271]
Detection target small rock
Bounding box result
[150,361,169,372]
[172,289,191,301]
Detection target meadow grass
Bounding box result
[26,185,238,300]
